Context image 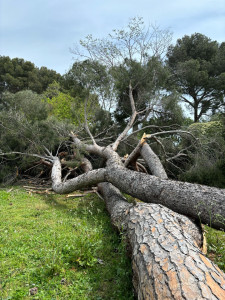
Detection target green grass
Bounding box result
[205,226,225,272]
[0,187,133,300]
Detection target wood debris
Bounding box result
[66,189,96,198]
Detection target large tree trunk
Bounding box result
[99,183,225,300]
[50,137,225,299]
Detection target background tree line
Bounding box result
[0,20,225,187]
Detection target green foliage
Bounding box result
[38,67,62,92]
[45,92,79,123]
[180,120,225,187]
[0,56,62,95]
[181,159,225,188]
[188,121,223,137]
[1,90,48,121]
[44,91,100,128]
[0,90,75,151]
[60,60,113,136]
[143,92,185,128]
[113,57,170,126]
[167,33,218,64]
[0,188,133,299]
[205,226,225,272]
[0,86,108,181]
[43,81,62,99]
[91,109,113,138]
[167,33,225,121]
[62,64,88,99]
[0,90,78,182]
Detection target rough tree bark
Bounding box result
[99,183,225,300]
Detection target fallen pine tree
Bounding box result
[48,131,225,299]
[1,19,225,298]
[2,87,225,299]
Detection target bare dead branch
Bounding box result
[152,136,167,158]
[112,82,137,151]
[51,156,107,194]
[0,151,53,163]
[136,162,148,173]
[122,124,180,141]
[84,95,97,146]
[150,130,196,139]
[166,152,188,162]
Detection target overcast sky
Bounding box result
[0,0,224,74]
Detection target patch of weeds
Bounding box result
[205,225,225,272]
[0,187,133,299]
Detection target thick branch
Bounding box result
[124,134,168,179]
[71,134,104,156]
[51,157,106,194]
[140,142,168,180]
[71,134,123,168]
[80,157,93,173]
[106,167,225,230]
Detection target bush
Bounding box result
[180,120,225,187]
[0,90,78,182]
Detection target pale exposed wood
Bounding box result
[23,185,53,190]
[25,189,54,195]
[66,190,96,198]
[140,142,168,179]
[66,194,85,198]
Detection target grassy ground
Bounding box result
[0,187,133,300]
[205,226,225,272]
[0,187,225,299]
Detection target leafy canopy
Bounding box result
[0,56,62,95]
[167,33,225,122]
